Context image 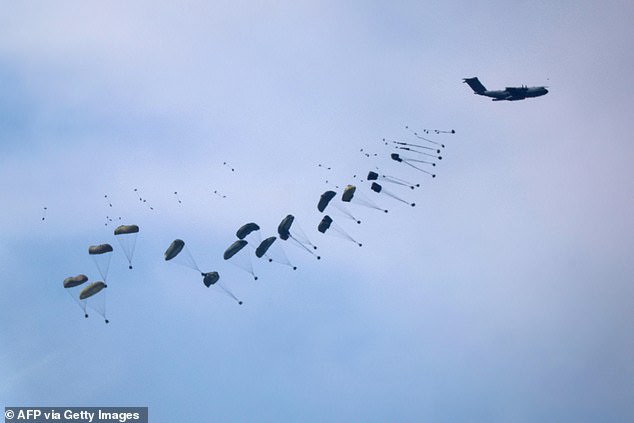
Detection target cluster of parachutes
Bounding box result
[62,127,452,322]
[312,126,448,247]
[160,216,320,306]
[63,225,139,323]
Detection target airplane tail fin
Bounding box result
[463,77,487,94]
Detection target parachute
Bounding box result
[255,236,296,270]
[317,190,361,224]
[63,274,89,318]
[341,184,388,213]
[277,214,320,259]
[164,239,201,273]
[63,274,88,288]
[202,271,242,305]
[114,224,139,269]
[88,244,113,281]
[370,182,415,207]
[79,281,107,300]
[341,185,356,203]
[317,215,333,233]
[404,125,450,148]
[164,239,185,261]
[59,123,454,321]
[164,239,205,281]
[79,281,109,323]
[317,191,337,212]
[277,215,294,241]
[317,215,362,247]
[224,239,258,280]
[390,139,442,155]
[390,153,437,177]
[255,237,276,259]
[367,171,419,190]
[88,244,113,255]
[223,240,249,260]
[165,239,242,304]
[236,223,261,241]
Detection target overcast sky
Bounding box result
[1,1,633,422]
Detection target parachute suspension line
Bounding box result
[362,200,388,214]
[383,190,415,207]
[128,235,138,269]
[404,125,445,148]
[345,187,388,213]
[224,240,258,280]
[182,247,201,273]
[67,290,78,308]
[229,261,258,281]
[320,217,363,247]
[269,250,297,270]
[218,284,243,305]
[329,201,362,224]
[121,235,138,269]
[382,175,420,189]
[66,290,88,318]
[337,205,361,224]
[396,147,442,160]
[381,177,411,188]
[263,241,297,270]
[102,289,109,323]
[403,157,438,166]
[403,161,436,178]
[87,289,108,324]
[289,223,318,251]
[243,262,258,281]
[391,140,439,152]
[337,229,362,247]
[289,235,321,260]
[91,255,112,282]
[370,169,419,190]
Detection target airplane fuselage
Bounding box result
[463,77,548,101]
[482,87,548,101]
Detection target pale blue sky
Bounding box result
[1,1,633,422]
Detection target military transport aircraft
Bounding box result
[463,77,548,101]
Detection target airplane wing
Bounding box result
[505,87,527,100]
